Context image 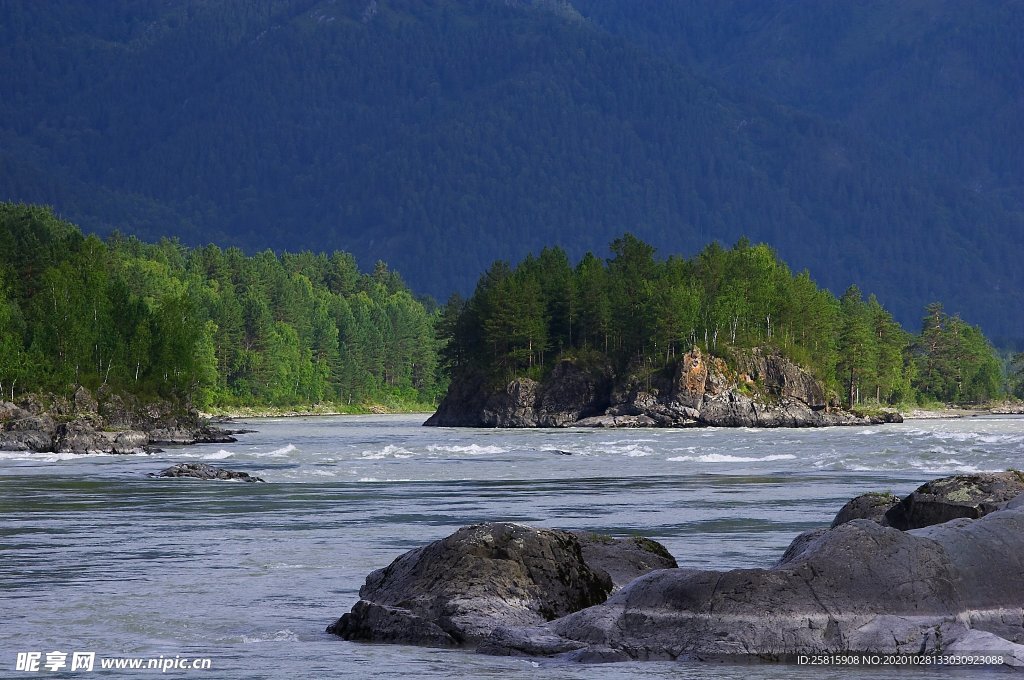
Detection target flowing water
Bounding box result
[3,415,1022,678]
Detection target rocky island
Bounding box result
[329,472,1024,667]
[427,347,900,429]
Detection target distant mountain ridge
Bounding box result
[1,0,1021,339]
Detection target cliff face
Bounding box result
[425,348,897,428]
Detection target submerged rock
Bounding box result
[149,462,264,482]
[327,523,675,647]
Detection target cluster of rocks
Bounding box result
[0,386,239,454]
[425,347,901,428]
[149,462,264,483]
[330,472,1024,667]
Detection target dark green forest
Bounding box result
[0,204,1013,410]
[442,235,1006,407]
[575,0,1024,213]
[1,0,1022,340]
[0,204,441,410]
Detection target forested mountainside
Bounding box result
[575,0,1024,212]
[0,204,442,409]
[441,235,1004,408]
[1,1,1022,339]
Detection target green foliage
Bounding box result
[1010,353,1024,400]
[0,203,440,409]
[912,303,1003,405]
[443,234,1001,407]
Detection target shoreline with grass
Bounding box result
[205,398,1024,425]
[201,401,437,420]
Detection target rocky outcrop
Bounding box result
[149,462,264,482]
[425,360,611,427]
[737,348,825,410]
[884,472,1024,530]
[326,523,675,647]
[483,506,1024,662]
[0,387,241,454]
[335,475,1024,667]
[426,347,898,429]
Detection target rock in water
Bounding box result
[333,476,1024,665]
[327,523,676,647]
[884,471,1024,530]
[149,462,264,482]
[482,500,1024,662]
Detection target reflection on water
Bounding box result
[2,415,1020,678]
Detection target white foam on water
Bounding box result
[425,444,506,455]
[587,442,655,457]
[667,453,796,463]
[242,629,299,644]
[357,477,417,482]
[359,445,414,459]
[309,469,337,477]
[0,450,120,462]
[908,459,983,475]
[201,450,234,460]
[255,443,297,457]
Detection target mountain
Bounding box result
[1,0,1021,340]
[575,0,1024,211]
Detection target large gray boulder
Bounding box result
[885,472,1024,530]
[481,504,1024,662]
[327,523,675,647]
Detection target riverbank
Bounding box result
[201,401,436,420]
[901,400,1024,420]
[0,387,238,454]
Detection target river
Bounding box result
[2,415,1020,678]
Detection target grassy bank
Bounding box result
[201,399,438,419]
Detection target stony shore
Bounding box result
[0,387,240,454]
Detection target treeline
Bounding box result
[442,235,1004,406]
[0,204,442,408]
